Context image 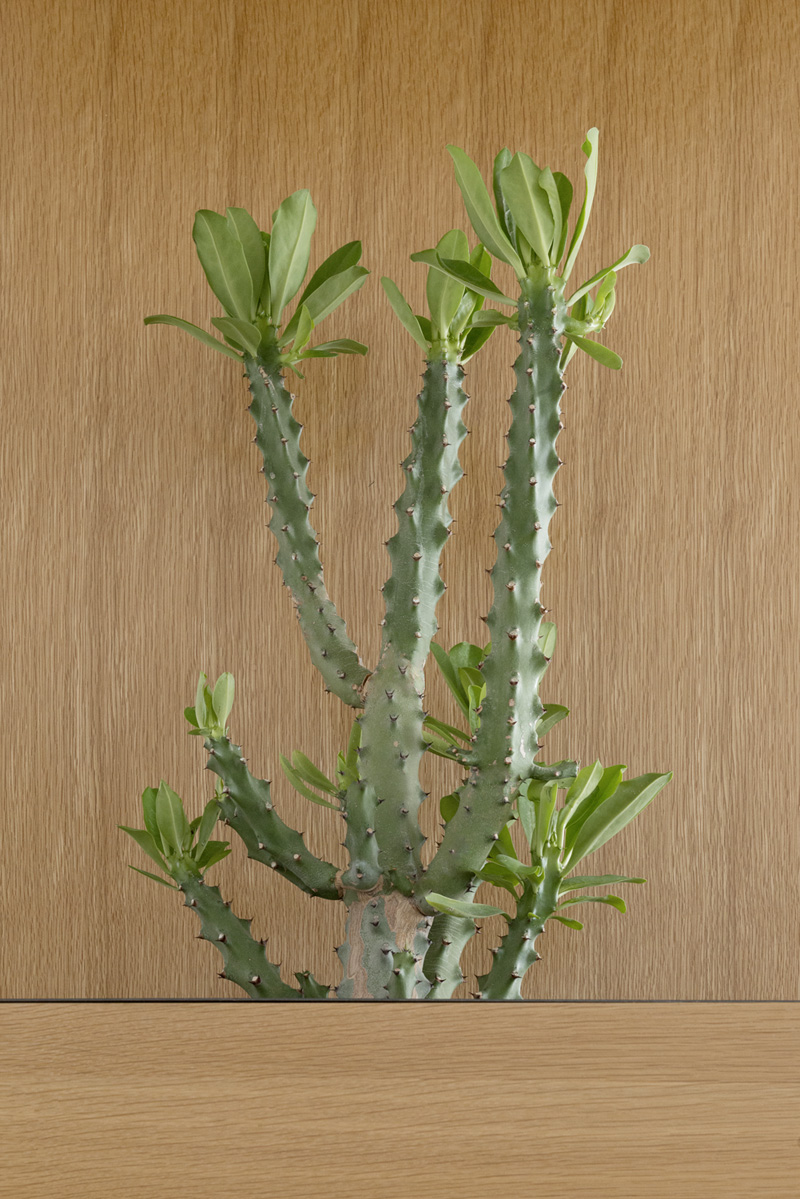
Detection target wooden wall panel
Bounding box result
[1,1004,798,1197]
[1,0,798,997]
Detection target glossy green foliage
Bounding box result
[145,200,368,371]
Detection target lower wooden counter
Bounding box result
[0,1003,797,1198]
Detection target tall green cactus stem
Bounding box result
[420,268,565,904]
[244,340,370,707]
[356,354,469,888]
[336,889,432,999]
[172,864,300,999]
[475,850,561,1000]
[205,735,341,899]
[421,911,477,997]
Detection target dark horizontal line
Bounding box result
[1,998,795,1005]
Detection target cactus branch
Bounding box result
[419,268,566,904]
[358,354,469,889]
[205,735,341,899]
[173,865,300,999]
[476,851,561,999]
[244,341,370,706]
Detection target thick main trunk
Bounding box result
[337,887,432,999]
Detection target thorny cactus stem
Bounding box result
[126,129,672,1000]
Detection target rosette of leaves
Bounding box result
[411,132,649,370]
[144,193,369,376]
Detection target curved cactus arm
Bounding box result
[475,854,561,1000]
[172,864,300,999]
[205,735,341,900]
[295,970,332,998]
[244,340,370,707]
[419,269,566,904]
[359,355,470,891]
[421,911,477,998]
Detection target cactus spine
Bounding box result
[127,130,672,1000]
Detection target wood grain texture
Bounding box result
[1,0,799,997]
[0,1003,797,1197]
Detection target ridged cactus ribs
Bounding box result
[245,342,370,708]
[358,354,469,887]
[207,735,341,899]
[419,271,566,903]
[174,865,300,999]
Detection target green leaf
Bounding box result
[470,243,492,277]
[415,315,434,343]
[430,641,469,715]
[492,822,518,861]
[380,278,429,351]
[299,265,369,326]
[569,335,622,370]
[259,231,271,313]
[210,317,262,356]
[538,167,563,269]
[129,865,177,889]
[552,171,574,265]
[458,666,485,692]
[492,854,543,880]
[562,766,626,854]
[492,147,516,244]
[426,893,506,919]
[535,781,558,856]
[211,673,234,729]
[225,207,266,314]
[448,642,485,670]
[140,786,161,850]
[517,790,537,847]
[564,761,604,812]
[268,189,317,323]
[537,620,557,659]
[440,793,460,823]
[461,325,496,361]
[283,303,314,353]
[499,154,554,267]
[536,704,570,737]
[299,338,368,358]
[566,245,650,307]
[424,715,470,745]
[469,309,515,328]
[291,751,338,796]
[119,826,169,872]
[194,799,220,858]
[563,128,599,281]
[280,754,340,809]
[194,672,209,729]
[552,915,583,930]
[155,780,189,854]
[410,251,517,306]
[476,861,520,896]
[423,731,462,762]
[196,840,232,871]
[559,894,627,914]
[559,874,645,894]
[298,240,362,306]
[192,209,256,319]
[184,706,198,728]
[446,146,524,274]
[567,772,673,866]
[427,229,468,336]
[143,315,242,361]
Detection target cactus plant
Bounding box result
[123,129,671,999]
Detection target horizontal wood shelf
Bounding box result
[1,1003,797,1197]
